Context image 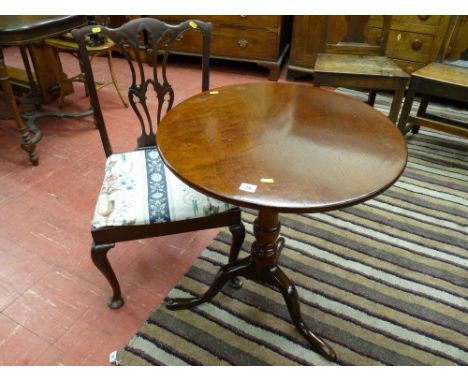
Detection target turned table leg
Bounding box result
[0,47,39,165]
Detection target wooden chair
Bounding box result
[45,31,128,108]
[398,16,468,137]
[71,18,245,309]
[313,16,409,123]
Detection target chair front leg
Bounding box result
[228,222,245,264]
[91,242,124,309]
[228,221,246,289]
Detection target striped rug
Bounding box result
[116,105,468,366]
[335,88,468,124]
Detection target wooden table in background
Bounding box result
[157,82,408,361]
[0,15,87,165]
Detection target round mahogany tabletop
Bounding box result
[157,82,407,213]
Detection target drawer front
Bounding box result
[367,27,434,63]
[369,15,442,34]
[391,15,442,27]
[386,30,434,62]
[201,16,281,28]
[156,15,281,29]
[170,26,279,60]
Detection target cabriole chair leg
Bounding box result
[91,242,124,309]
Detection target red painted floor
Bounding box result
[0,46,312,365]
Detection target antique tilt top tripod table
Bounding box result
[157,83,407,361]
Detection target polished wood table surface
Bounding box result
[157,82,408,361]
[0,15,87,165]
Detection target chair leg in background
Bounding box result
[0,48,39,165]
[53,49,69,109]
[91,242,124,309]
[107,51,128,108]
[411,94,430,134]
[367,90,377,106]
[388,86,406,123]
[228,222,246,289]
[397,81,418,135]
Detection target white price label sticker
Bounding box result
[109,350,118,365]
[239,183,257,193]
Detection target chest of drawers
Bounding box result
[368,16,452,73]
[150,15,292,80]
[287,15,460,80]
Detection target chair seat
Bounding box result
[412,62,468,88]
[315,53,408,78]
[92,149,236,229]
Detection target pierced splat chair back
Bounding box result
[72,18,212,157]
[320,16,391,56]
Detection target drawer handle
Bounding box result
[418,15,430,21]
[176,35,184,42]
[239,15,248,18]
[406,65,415,73]
[411,39,423,51]
[237,38,249,48]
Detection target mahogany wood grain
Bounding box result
[158,82,408,213]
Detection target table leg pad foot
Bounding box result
[229,277,244,289]
[265,265,337,362]
[29,154,39,166]
[107,296,124,309]
[165,257,253,310]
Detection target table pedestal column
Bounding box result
[166,208,337,362]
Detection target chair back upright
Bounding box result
[320,15,391,56]
[72,18,212,157]
[436,16,462,63]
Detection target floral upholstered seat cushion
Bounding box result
[92,149,236,229]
